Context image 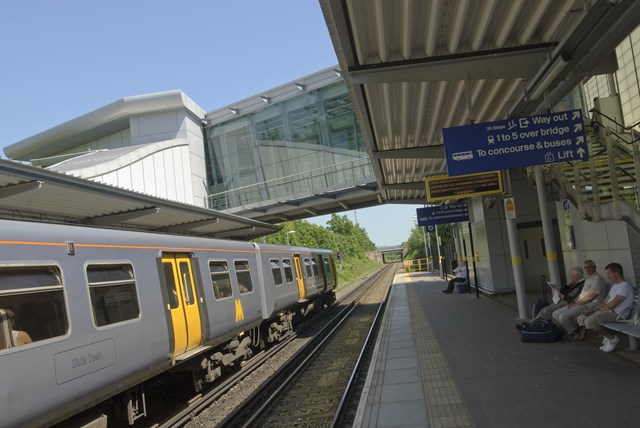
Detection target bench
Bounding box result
[602,295,640,351]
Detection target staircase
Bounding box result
[541,114,640,224]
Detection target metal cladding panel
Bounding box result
[320,0,634,204]
[0,160,279,240]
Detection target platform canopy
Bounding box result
[0,159,280,240]
[320,0,638,204]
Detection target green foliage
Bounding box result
[335,255,380,285]
[405,225,428,260]
[326,214,376,258]
[404,224,454,260]
[256,215,381,287]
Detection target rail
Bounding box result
[216,264,394,427]
[207,157,374,211]
[330,283,391,427]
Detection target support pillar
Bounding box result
[535,166,562,297]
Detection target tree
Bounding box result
[405,225,428,260]
[326,214,376,257]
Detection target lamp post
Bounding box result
[414,216,430,270]
[285,230,296,246]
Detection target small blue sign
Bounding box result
[442,109,589,176]
[417,203,469,226]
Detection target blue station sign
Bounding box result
[416,203,469,227]
[442,109,589,176]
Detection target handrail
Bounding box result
[592,108,640,133]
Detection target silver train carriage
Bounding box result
[0,218,337,427]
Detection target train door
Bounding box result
[293,255,306,300]
[161,253,202,357]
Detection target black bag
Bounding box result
[521,319,561,343]
[531,298,549,318]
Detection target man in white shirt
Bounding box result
[575,262,635,352]
[442,263,467,294]
[552,260,607,335]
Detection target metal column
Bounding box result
[535,165,562,295]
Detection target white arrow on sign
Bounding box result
[573,123,583,132]
[577,147,586,158]
[572,111,581,120]
[576,136,584,145]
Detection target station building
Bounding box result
[4,25,640,294]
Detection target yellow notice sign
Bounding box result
[425,171,502,202]
[504,197,516,219]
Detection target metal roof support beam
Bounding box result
[85,207,160,226]
[382,182,425,191]
[347,44,554,84]
[214,226,257,239]
[303,208,317,215]
[338,201,349,210]
[0,180,44,199]
[371,146,445,159]
[157,218,219,233]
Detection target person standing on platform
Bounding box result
[442,263,467,294]
[552,260,607,336]
[575,262,635,352]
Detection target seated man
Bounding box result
[575,262,635,352]
[442,263,467,294]
[552,260,607,336]
[5,309,32,346]
[516,267,584,330]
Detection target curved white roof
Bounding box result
[4,90,205,160]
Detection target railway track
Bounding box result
[206,263,396,428]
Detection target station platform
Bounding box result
[354,271,640,427]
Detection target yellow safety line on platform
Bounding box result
[407,286,473,427]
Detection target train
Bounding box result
[0,218,337,427]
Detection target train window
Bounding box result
[304,258,313,278]
[0,266,68,348]
[311,259,319,278]
[162,263,179,309]
[282,259,293,283]
[87,264,140,327]
[209,261,232,299]
[270,259,283,286]
[179,262,194,305]
[323,257,335,283]
[235,260,254,294]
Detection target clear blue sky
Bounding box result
[0,0,423,247]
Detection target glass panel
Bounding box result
[311,259,319,278]
[204,80,374,211]
[210,261,232,299]
[270,259,283,286]
[179,262,194,305]
[304,258,313,277]
[162,263,179,309]
[235,260,254,294]
[0,266,62,291]
[283,259,293,283]
[0,266,68,348]
[87,264,140,327]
